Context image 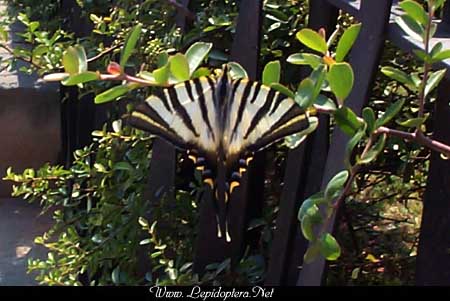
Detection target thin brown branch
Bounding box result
[87,44,122,63]
[375,126,450,156]
[0,43,42,69]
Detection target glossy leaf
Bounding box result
[334,106,362,136]
[62,46,81,75]
[295,78,314,108]
[399,0,429,26]
[170,54,190,81]
[228,62,248,80]
[425,69,446,97]
[296,28,328,54]
[192,67,211,78]
[362,107,376,133]
[298,192,325,221]
[270,83,295,99]
[324,170,349,201]
[185,42,213,75]
[381,66,415,87]
[358,134,387,165]
[153,63,170,84]
[95,85,130,104]
[344,126,365,169]
[335,24,361,62]
[62,71,99,86]
[374,99,405,128]
[315,94,336,111]
[262,60,281,85]
[120,24,142,67]
[432,49,450,61]
[319,233,341,260]
[396,116,428,128]
[287,53,322,68]
[396,14,424,41]
[327,62,354,101]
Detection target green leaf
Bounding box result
[62,46,80,75]
[374,99,405,128]
[284,116,318,149]
[192,67,211,78]
[287,53,322,68]
[170,54,190,82]
[324,170,349,201]
[153,63,170,84]
[396,116,428,128]
[62,71,99,86]
[319,233,341,261]
[262,60,281,85]
[334,106,363,136]
[95,85,130,104]
[432,49,450,62]
[270,83,295,99]
[185,42,213,75]
[327,62,354,101]
[358,134,387,165]
[303,241,321,264]
[296,28,328,54]
[295,78,315,108]
[298,192,326,221]
[362,107,376,133]
[62,45,87,75]
[396,14,424,41]
[157,52,169,68]
[344,126,366,169]
[120,24,142,67]
[425,69,446,97]
[75,45,87,73]
[301,215,316,241]
[400,0,429,26]
[228,62,248,79]
[381,66,415,87]
[335,24,361,62]
[113,162,134,171]
[430,42,443,58]
[315,95,336,111]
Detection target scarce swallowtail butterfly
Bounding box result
[128,64,316,242]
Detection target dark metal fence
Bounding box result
[61,0,450,286]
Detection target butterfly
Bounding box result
[128,65,315,241]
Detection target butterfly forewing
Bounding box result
[129,77,219,154]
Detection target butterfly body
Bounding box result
[128,65,313,241]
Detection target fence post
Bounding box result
[60,0,95,166]
[297,0,393,286]
[415,2,450,284]
[193,0,263,273]
[265,0,338,286]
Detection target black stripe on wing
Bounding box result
[243,88,277,139]
[247,102,309,152]
[127,101,191,150]
[192,78,215,140]
[167,87,200,138]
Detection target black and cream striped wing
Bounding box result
[224,78,310,158]
[128,77,219,154]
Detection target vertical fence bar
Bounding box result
[265,0,338,286]
[297,0,393,286]
[415,2,450,283]
[415,76,450,285]
[193,0,263,273]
